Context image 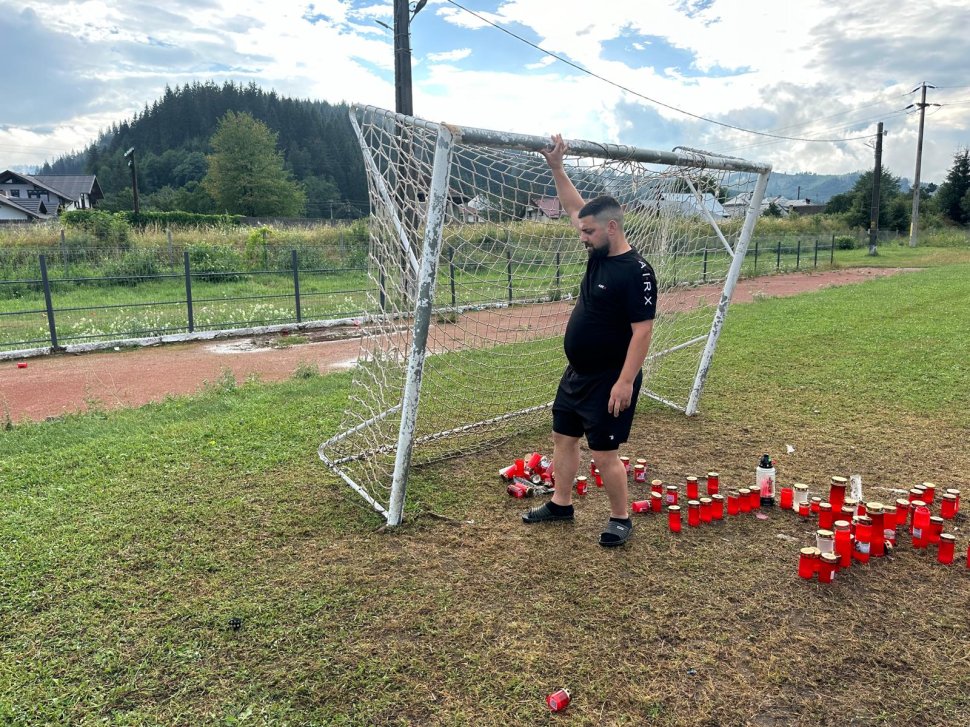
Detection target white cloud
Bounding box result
[426,48,472,62]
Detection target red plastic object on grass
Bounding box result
[17,362,27,369]
[546,688,570,712]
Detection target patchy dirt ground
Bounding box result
[1,268,909,423]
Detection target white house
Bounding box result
[0,194,53,221]
[0,170,103,219]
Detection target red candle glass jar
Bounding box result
[547,689,571,712]
[941,493,958,520]
[834,520,852,568]
[748,487,761,510]
[854,516,873,564]
[738,488,752,513]
[634,464,647,483]
[920,482,936,505]
[798,547,820,579]
[706,472,720,496]
[665,485,679,505]
[631,499,650,514]
[668,505,682,533]
[841,505,855,524]
[829,476,848,512]
[686,476,699,500]
[780,486,794,511]
[911,502,930,548]
[819,553,839,584]
[576,476,589,496]
[711,494,725,521]
[650,491,663,513]
[798,501,811,519]
[908,487,924,504]
[727,491,740,516]
[619,455,630,475]
[810,497,822,514]
[700,497,713,524]
[895,499,910,527]
[946,488,960,514]
[594,469,603,487]
[651,479,664,495]
[818,503,834,530]
[868,503,885,557]
[938,533,956,565]
[687,500,701,527]
[928,516,944,545]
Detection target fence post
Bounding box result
[183,251,194,333]
[831,233,835,265]
[506,246,513,303]
[167,228,174,268]
[555,250,561,293]
[39,254,61,351]
[292,249,302,323]
[702,246,709,282]
[448,246,456,306]
[796,238,801,270]
[814,238,819,268]
[753,238,759,273]
[60,229,68,278]
[379,267,386,314]
[776,239,782,270]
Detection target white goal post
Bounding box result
[319,105,771,525]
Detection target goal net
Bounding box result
[319,105,771,524]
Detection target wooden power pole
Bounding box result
[907,82,939,247]
[868,122,884,256]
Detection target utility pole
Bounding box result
[868,122,884,256]
[393,0,427,115]
[907,82,939,247]
[124,147,139,215]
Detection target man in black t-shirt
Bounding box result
[522,134,656,547]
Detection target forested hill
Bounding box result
[42,81,368,218]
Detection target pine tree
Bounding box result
[933,148,970,224]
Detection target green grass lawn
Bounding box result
[2,260,970,724]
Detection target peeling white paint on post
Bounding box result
[386,123,456,527]
[685,168,771,415]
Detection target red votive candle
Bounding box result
[780,486,794,510]
[810,497,822,514]
[594,469,603,487]
[818,503,834,530]
[834,520,852,568]
[711,494,725,521]
[546,688,570,712]
[634,464,647,483]
[507,480,530,498]
[911,502,930,548]
[706,472,720,496]
[937,533,956,565]
[854,516,873,564]
[665,485,679,505]
[651,491,663,513]
[515,458,526,477]
[687,500,701,527]
[798,547,819,579]
[727,491,740,516]
[798,501,811,519]
[631,499,650,514]
[686,476,699,500]
[921,482,936,505]
[895,499,910,528]
[818,552,839,584]
[941,494,958,520]
[748,487,761,510]
[619,455,630,475]
[738,489,752,513]
[966,542,970,569]
[945,488,960,514]
[908,487,924,504]
[856,501,868,518]
[829,476,848,511]
[929,516,944,545]
[527,452,542,473]
[576,476,588,496]
[651,479,664,495]
[841,505,855,524]
[868,504,885,557]
[700,497,713,523]
[668,505,682,533]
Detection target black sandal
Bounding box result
[599,519,633,547]
[522,502,574,524]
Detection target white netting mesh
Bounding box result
[320,106,768,517]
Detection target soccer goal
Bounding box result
[319,104,771,525]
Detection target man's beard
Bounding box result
[586,243,609,260]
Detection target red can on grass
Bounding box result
[546,688,570,712]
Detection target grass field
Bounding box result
[2,255,970,724]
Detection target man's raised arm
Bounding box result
[539,134,585,230]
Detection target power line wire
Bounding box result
[444,0,875,144]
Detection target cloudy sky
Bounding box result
[2,0,969,183]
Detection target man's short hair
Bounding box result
[579,195,624,228]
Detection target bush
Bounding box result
[61,210,131,246]
[834,235,856,250]
[186,243,244,282]
[101,248,163,286]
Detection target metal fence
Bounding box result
[0,233,857,355]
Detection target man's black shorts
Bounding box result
[552,365,642,451]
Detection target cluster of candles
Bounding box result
[794,477,967,582]
[624,472,741,532]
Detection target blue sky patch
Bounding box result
[600,30,745,80]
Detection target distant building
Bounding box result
[0,170,103,221]
[523,196,563,222]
